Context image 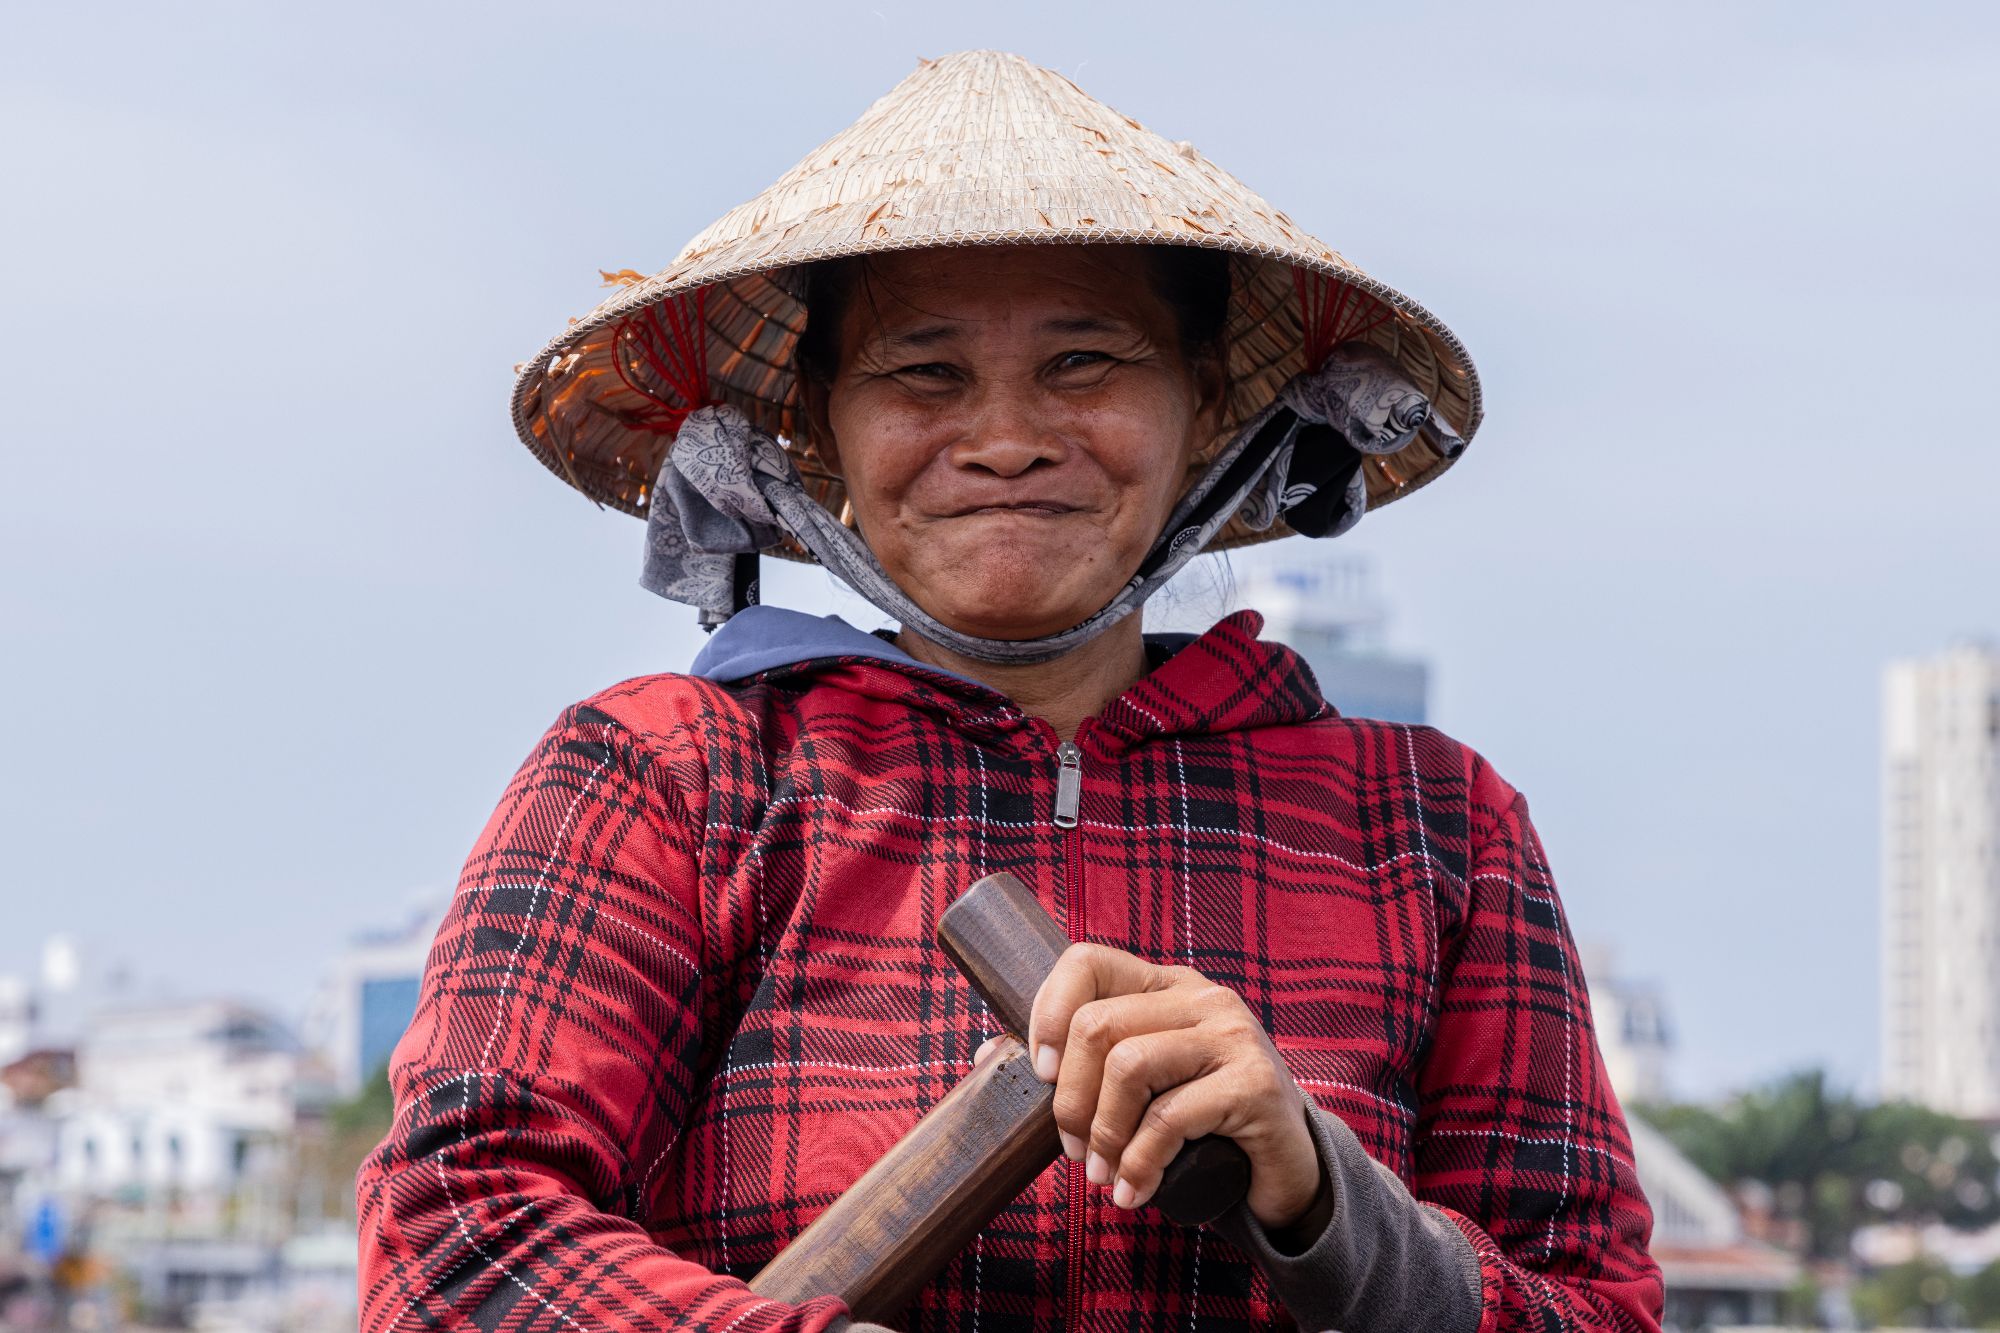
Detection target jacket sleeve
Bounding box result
[1408,768,1665,1332]
[355,701,853,1333]
[1207,1091,1485,1332]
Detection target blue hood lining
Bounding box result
[687,606,962,684]
[688,606,1199,687]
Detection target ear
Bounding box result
[1194,350,1227,435]
[1185,349,1229,468]
[802,374,843,478]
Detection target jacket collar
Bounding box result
[690,606,1331,750]
[1095,610,1334,749]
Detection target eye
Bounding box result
[893,361,959,381]
[1055,350,1112,371]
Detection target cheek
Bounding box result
[827,396,937,510]
[1092,402,1198,529]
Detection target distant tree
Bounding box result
[331,1065,396,1140]
[1636,1067,2000,1261]
[293,1066,397,1222]
[1852,1256,1960,1329]
[1859,1100,1999,1230]
[1962,1257,2000,1330]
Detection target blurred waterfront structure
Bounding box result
[56,1000,300,1200]
[302,897,443,1096]
[1628,1115,1801,1329]
[0,982,29,1071]
[1581,955,1809,1325]
[1854,1214,2000,1277]
[1881,644,2000,1121]
[1534,947,1811,1325]
[0,990,354,1330]
[1244,560,1428,723]
[58,1000,310,1320]
[1583,944,1675,1105]
[1158,555,1429,723]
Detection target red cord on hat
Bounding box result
[611,289,715,436]
[1293,268,1390,372]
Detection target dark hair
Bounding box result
[795,245,1233,386]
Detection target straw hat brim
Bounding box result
[510,53,1482,559]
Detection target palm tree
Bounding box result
[1638,1068,1999,1261]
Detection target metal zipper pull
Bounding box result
[1053,742,1082,829]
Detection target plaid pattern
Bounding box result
[357,610,1662,1332]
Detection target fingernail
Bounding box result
[1086,1151,1111,1186]
[1113,1177,1136,1209]
[1034,1044,1059,1082]
[1058,1131,1084,1162]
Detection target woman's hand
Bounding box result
[980,941,1324,1231]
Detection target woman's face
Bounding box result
[804,245,1225,642]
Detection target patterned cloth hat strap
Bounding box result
[640,342,1463,666]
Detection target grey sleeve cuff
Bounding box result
[1207,1095,1485,1333]
[823,1320,897,1333]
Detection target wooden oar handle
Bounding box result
[748,872,1251,1324]
[748,1036,1057,1321]
[938,872,1252,1228]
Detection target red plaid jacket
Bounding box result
[357,610,1662,1331]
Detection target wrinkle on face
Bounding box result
[807,245,1223,641]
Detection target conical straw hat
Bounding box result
[511,50,1481,556]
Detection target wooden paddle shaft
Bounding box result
[747,872,1250,1323]
[747,1036,1055,1320]
[938,872,1251,1229]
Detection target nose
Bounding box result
[948,382,1066,477]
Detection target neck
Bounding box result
[895,615,1149,742]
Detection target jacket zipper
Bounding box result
[1054,741,1082,830]
[1054,738,1087,1331]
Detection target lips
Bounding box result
[937,500,1083,517]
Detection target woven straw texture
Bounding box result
[511,50,1482,556]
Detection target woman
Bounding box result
[358,51,1663,1332]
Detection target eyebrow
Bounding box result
[1038,315,1136,338]
[879,323,961,351]
[877,314,1140,351]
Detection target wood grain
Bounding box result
[747,1037,1057,1322]
[746,870,1253,1322]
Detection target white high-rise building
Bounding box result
[1881,645,2000,1120]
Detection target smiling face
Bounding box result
[802,245,1226,642]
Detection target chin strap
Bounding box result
[640,342,1463,665]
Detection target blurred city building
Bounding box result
[0,900,468,1327]
[0,991,357,1329]
[1581,951,1808,1324]
[55,1000,298,1201]
[1246,560,1428,723]
[1155,555,1429,723]
[1881,643,2000,1121]
[1582,943,1675,1106]
[1627,1114,1801,1329]
[0,980,32,1070]
[1855,1213,2000,1277]
[0,1050,74,1110]
[1,942,81,1322]
[303,898,443,1096]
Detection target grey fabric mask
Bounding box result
[640,341,1463,666]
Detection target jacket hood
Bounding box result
[689,606,945,684]
[688,605,1332,749]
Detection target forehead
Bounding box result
[838,244,1173,339]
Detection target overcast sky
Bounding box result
[2,1,1994,1101]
